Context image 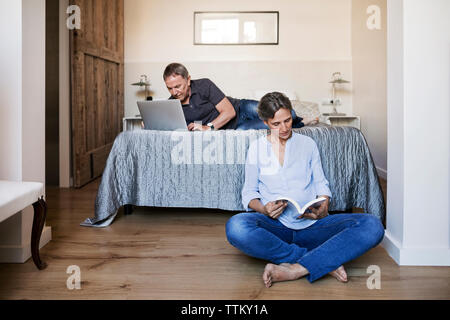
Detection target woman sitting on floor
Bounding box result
[225,91,385,286]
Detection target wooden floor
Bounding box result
[0,178,448,300]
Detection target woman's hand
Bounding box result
[264,201,288,219]
[301,196,330,220]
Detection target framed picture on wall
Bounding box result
[194,11,279,45]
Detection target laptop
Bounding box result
[137,100,188,131]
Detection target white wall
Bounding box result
[352,0,387,178]
[22,0,46,185]
[0,0,24,260]
[0,0,51,263]
[402,0,449,253]
[384,0,404,262]
[383,0,450,265]
[0,0,22,181]
[124,0,354,117]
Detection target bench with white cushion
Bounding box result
[0,181,47,270]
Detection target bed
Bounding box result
[81,124,386,228]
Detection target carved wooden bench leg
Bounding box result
[124,204,133,215]
[31,197,47,270]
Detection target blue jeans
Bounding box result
[226,212,385,283]
[235,99,304,130]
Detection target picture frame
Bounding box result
[194,11,279,45]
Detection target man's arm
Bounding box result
[190,97,236,131]
[212,97,236,129]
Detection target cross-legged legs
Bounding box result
[226,212,385,285]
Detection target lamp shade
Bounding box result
[329,79,350,84]
[131,81,150,86]
[131,74,150,87]
[329,72,350,84]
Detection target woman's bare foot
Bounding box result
[329,265,348,283]
[262,263,309,288]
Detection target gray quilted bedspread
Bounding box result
[81,125,385,227]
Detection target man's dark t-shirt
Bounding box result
[170,78,239,130]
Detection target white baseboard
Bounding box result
[381,231,401,264]
[0,226,52,263]
[382,230,450,266]
[376,167,387,180]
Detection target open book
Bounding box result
[275,196,327,216]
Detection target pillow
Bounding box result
[291,100,321,126]
[250,91,323,125]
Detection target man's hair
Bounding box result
[257,92,293,121]
[163,63,190,80]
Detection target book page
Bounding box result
[276,196,327,214]
[301,197,327,214]
[275,196,301,214]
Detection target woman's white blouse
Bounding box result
[241,132,332,230]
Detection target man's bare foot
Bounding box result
[329,265,348,283]
[262,263,309,288]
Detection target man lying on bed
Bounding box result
[163,62,306,131]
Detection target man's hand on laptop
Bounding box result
[188,123,211,131]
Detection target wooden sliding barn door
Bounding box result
[70,0,124,187]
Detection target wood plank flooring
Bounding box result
[0,178,448,300]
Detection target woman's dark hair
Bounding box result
[257,92,293,121]
[163,63,190,80]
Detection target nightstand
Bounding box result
[123,116,143,132]
[324,115,361,130]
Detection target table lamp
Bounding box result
[323,72,350,116]
[131,75,152,101]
